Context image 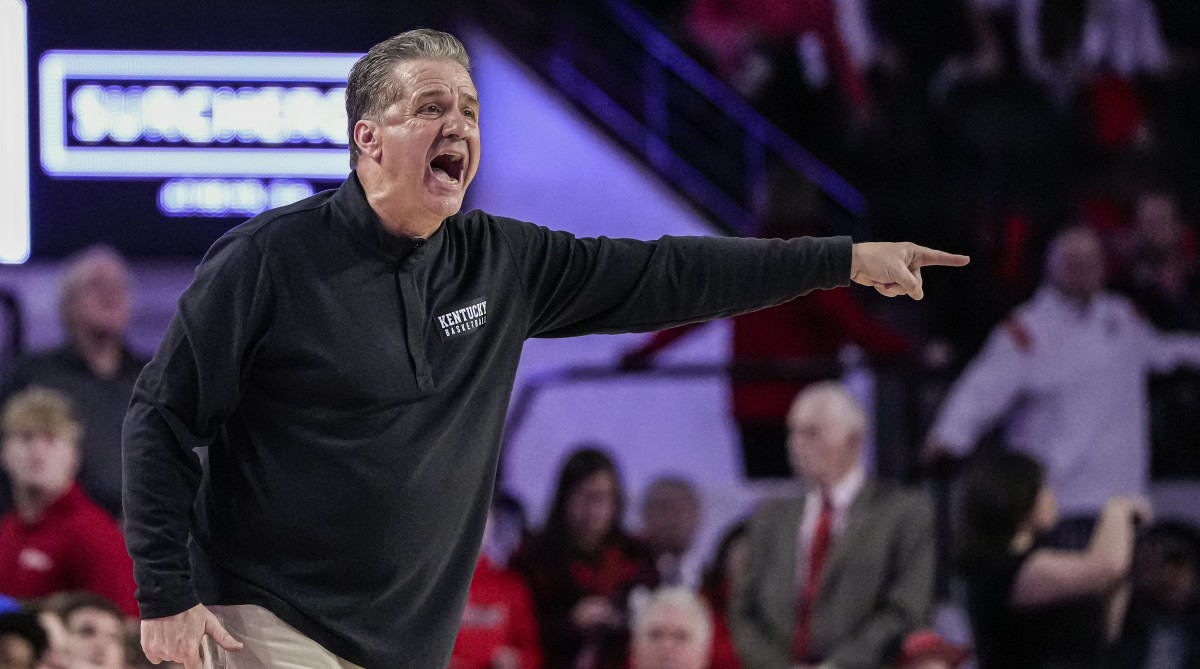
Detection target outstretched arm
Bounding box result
[494,216,969,338]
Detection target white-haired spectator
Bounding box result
[632,587,713,669]
[732,381,934,669]
[0,245,146,518]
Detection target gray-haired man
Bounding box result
[124,29,967,669]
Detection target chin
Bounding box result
[425,196,464,220]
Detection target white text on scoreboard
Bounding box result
[40,50,361,179]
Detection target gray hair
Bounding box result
[632,587,713,650]
[57,244,130,320]
[790,381,868,438]
[1045,225,1104,270]
[345,29,472,168]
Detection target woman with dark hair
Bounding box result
[958,452,1149,669]
[699,520,749,669]
[510,447,658,669]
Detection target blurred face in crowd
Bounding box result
[61,254,132,339]
[1029,484,1059,535]
[632,603,711,669]
[0,633,35,669]
[64,608,124,669]
[787,392,863,490]
[1134,192,1180,246]
[1,427,79,499]
[1135,540,1199,615]
[641,481,700,556]
[1047,229,1106,302]
[356,59,480,232]
[567,470,619,553]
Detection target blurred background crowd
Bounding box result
[3,0,1200,668]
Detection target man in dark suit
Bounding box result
[730,382,934,669]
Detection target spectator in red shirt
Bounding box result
[452,507,543,669]
[511,447,659,669]
[0,388,137,618]
[685,0,870,111]
[685,0,873,164]
[631,588,713,669]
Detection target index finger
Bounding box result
[912,246,970,268]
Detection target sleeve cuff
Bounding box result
[136,580,201,620]
[829,236,853,288]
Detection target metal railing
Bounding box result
[461,0,866,238]
[502,359,954,480]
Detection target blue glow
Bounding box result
[157,178,315,217]
[40,50,360,179]
[0,0,30,263]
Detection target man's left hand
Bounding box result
[850,242,970,300]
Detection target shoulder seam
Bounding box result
[228,196,331,239]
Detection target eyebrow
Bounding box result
[412,89,478,109]
[413,89,450,105]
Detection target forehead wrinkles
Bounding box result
[408,83,479,111]
[395,61,474,96]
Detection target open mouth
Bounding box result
[430,152,465,184]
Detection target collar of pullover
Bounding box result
[332,172,446,266]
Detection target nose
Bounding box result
[442,107,471,139]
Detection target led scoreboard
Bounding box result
[15,0,449,260]
[42,50,356,215]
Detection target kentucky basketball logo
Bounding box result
[436,298,487,340]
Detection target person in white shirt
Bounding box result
[925,226,1200,545]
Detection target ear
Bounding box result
[354,119,383,162]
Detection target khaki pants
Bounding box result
[201,604,364,669]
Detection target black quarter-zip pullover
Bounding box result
[122,173,851,668]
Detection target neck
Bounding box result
[358,169,442,239]
[1050,285,1095,311]
[1010,526,1035,553]
[71,329,123,379]
[14,484,70,523]
[815,464,857,495]
[574,534,606,555]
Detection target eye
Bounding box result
[463,108,477,119]
[422,104,440,115]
